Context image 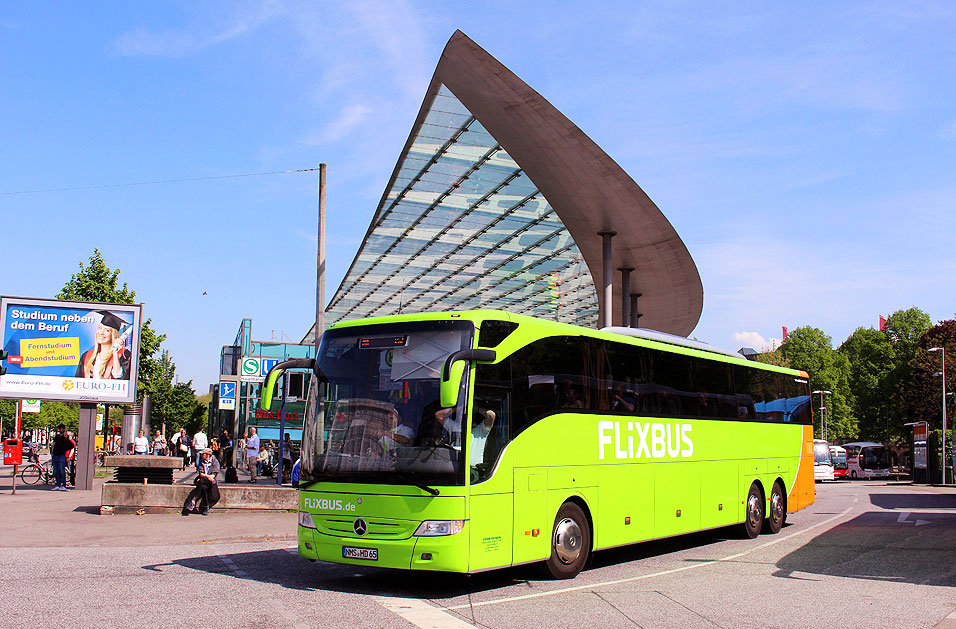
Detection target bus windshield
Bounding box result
[861,446,889,470]
[813,442,832,464]
[300,320,474,488]
[830,449,848,470]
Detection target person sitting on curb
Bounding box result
[183,448,220,516]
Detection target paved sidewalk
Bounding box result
[0,467,297,549]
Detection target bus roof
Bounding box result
[326,310,805,377]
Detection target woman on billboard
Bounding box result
[75,310,132,380]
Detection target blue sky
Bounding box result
[3,1,955,389]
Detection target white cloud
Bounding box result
[343,0,431,99]
[732,331,780,352]
[303,104,374,145]
[112,3,283,57]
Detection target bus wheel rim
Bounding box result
[554,517,583,564]
[770,492,783,523]
[748,493,761,528]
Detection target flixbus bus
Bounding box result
[260,311,815,579]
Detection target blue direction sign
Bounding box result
[219,382,236,398]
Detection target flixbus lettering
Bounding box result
[303,497,358,512]
[597,420,693,460]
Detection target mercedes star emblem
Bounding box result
[353,518,368,536]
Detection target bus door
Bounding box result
[513,467,549,564]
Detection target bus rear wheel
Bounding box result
[741,482,763,539]
[763,481,786,534]
[544,502,590,579]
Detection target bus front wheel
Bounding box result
[544,502,591,579]
[764,481,786,534]
[741,482,763,539]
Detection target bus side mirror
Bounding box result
[260,358,316,411]
[439,349,497,408]
[260,367,284,411]
[440,361,466,408]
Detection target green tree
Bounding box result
[33,401,79,433]
[907,319,956,432]
[780,326,856,441]
[883,307,933,433]
[0,400,79,437]
[839,327,895,442]
[0,399,15,433]
[146,351,207,435]
[57,249,166,401]
[884,307,933,364]
[754,350,791,368]
[166,382,207,435]
[146,350,177,432]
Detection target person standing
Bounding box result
[50,424,72,491]
[175,429,191,468]
[192,428,208,467]
[245,427,260,484]
[151,430,166,456]
[183,448,220,516]
[132,429,150,455]
[220,430,234,467]
[66,431,77,486]
[281,433,294,483]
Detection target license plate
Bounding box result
[342,546,378,560]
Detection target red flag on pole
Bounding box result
[879,315,887,331]
[782,326,788,341]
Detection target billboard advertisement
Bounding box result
[0,297,142,403]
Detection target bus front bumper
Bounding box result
[298,524,469,572]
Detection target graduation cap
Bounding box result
[97,310,128,331]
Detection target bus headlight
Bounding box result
[298,511,317,529]
[414,520,465,536]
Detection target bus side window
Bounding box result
[472,361,512,483]
[602,341,648,415]
[513,337,591,423]
[651,350,698,417]
[732,365,756,420]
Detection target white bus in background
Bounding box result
[842,441,891,479]
[813,439,834,481]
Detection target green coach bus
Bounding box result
[261,310,815,579]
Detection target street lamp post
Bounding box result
[812,390,832,441]
[929,347,947,484]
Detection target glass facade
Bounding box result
[322,84,599,330]
[212,319,315,466]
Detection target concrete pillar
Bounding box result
[598,231,616,328]
[619,267,634,327]
[630,293,642,328]
[75,403,96,490]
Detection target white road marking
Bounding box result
[378,596,474,628]
[447,507,854,611]
[897,512,930,526]
[219,553,308,628]
[218,555,248,577]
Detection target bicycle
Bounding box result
[95,450,118,467]
[19,451,55,485]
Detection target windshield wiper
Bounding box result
[393,474,440,496]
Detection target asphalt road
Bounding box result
[2,481,954,628]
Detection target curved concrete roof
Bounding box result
[310,31,702,340]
